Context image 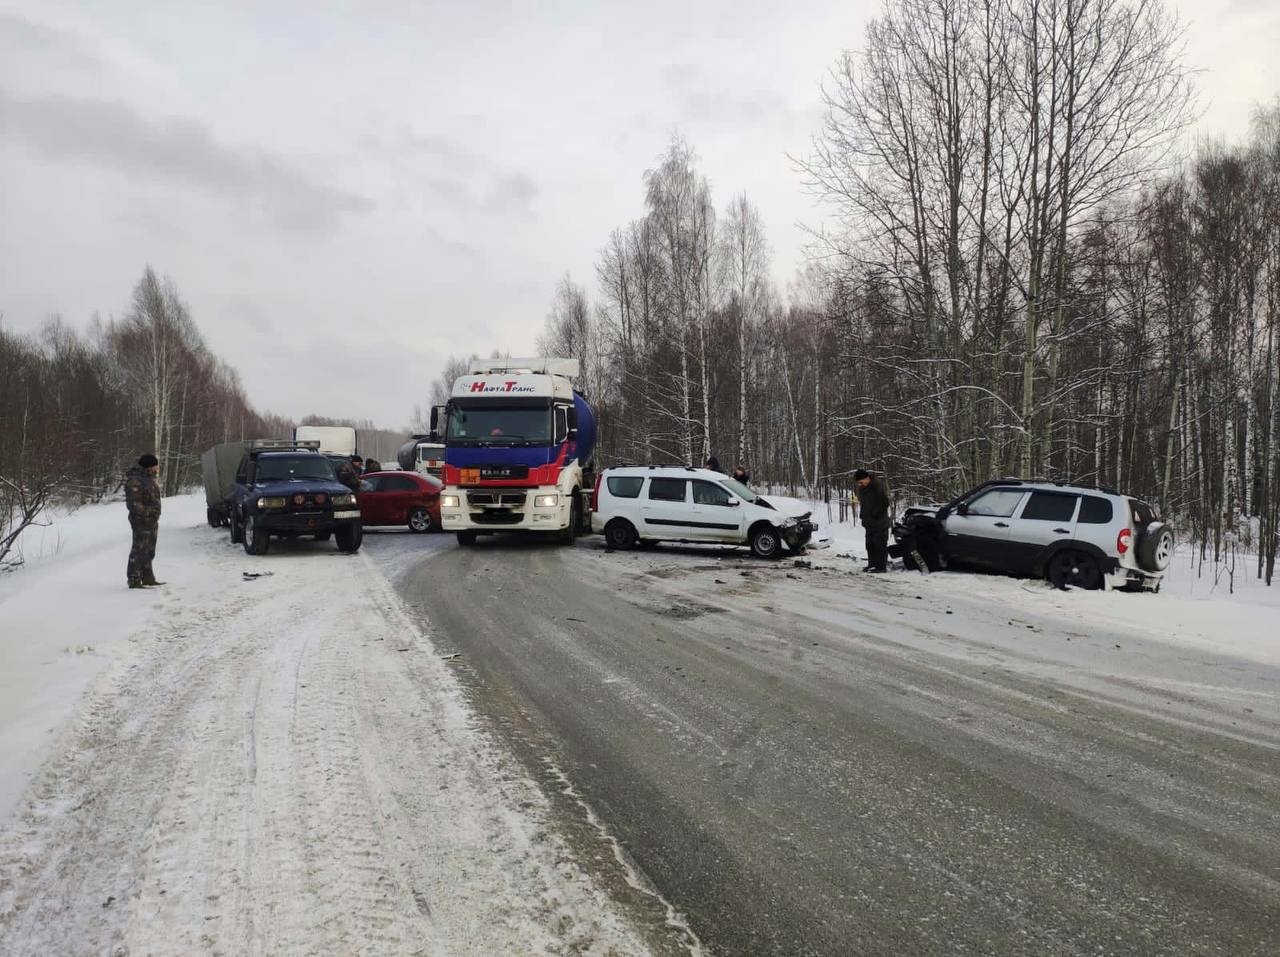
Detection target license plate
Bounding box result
[461,468,481,484]
[333,510,360,519]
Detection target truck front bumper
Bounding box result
[257,509,360,533]
[440,488,568,533]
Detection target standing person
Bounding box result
[364,458,382,472]
[125,453,163,589]
[336,456,361,492]
[351,455,365,475]
[854,468,892,573]
[732,465,752,485]
[705,455,723,473]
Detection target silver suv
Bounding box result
[891,479,1173,591]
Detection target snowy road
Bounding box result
[405,536,1280,957]
[0,513,666,956]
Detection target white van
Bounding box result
[590,466,816,558]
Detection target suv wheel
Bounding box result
[750,524,782,560]
[1136,522,1174,572]
[335,524,362,553]
[604,518,638,550]
[408,507,431,533]
[244,516,269,556]
[1047,550,1101,590]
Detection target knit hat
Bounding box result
[853,468,870,480]
[138,453,159,468]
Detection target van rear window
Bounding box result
[607,476,644,498]
[1078,496,1113,524]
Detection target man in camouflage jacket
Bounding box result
[125,453,163,588]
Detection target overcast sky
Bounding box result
[2,0,1277,428]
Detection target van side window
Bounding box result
[607,476,644,498]
[1020,492,1078,522]
[648,478,687,502]
[692,480,733,506]
[1079,496,1113,524]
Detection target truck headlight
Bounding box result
[331,493,356,506]
[441,494,460,508]
[257,496,287,509]
[534,494,559,508]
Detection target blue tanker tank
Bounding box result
[572,390,597,466]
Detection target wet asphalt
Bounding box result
[384,532,1280,957]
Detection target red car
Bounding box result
[357,470,442,532]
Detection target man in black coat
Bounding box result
[855,468,892,573]
[125,453,163,588]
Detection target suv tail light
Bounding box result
[1117,528,1132,555]
[591,473,603,512]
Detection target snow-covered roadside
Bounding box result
[0,498,654,955]
[0,494,210,819]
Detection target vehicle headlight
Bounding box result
[534,494,559,508]
[441,494,460,508]
[331,493,356,506]
[257,496,287,509]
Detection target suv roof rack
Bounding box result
[989,476,1119,495]
[248,440,321,456]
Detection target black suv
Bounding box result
[228,449,363,555]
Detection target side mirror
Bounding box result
[726,497,740,507]
[429,405,446,443]
[956,502,969,516]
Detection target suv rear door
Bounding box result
[944,487,1026,567]
[1006,490,1080,573]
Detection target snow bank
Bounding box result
[0,493,209,820]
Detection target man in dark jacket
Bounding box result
[855,468,892,573]
[125,453,163,589]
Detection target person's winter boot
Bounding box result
[128,581,146,589]
[142,576,166,587]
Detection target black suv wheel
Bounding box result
[335,524,362,553]
[1047,550,1101,590]
[244,516,270,555]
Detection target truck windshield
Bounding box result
[255,456,336,482]
[447,402,551,445]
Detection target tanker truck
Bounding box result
[433,357,596,546]
[395,435,446,478]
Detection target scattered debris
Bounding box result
[102,896,115,909]
[565,617,585,622]
[440,652,462,660]
[793,559,812,569]
[242,571,274,580]
[714,578,726,584]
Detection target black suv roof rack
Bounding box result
[989,476,1119,495]
[248,440,322,456]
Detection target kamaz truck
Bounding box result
[434,357,596,546]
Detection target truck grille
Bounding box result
[471,511,523,525]
[467,491,526,506]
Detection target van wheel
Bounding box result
[1047,550,1101,590]
[457,530,477,547]
[408,507,431,533]
[750,524,782,560]
[244,517,269,556]
[335,524,362,553]
[604,519,638,550]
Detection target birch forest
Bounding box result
[0,268,288,566]
[523,0,1280,580]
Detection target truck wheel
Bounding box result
[750,524,782,560]
[559,498,580,546]
[408,507,431,533]
[457,530,477,547]
[335,524,362,553]
[604,518,638,550]
[244,516,269,556]
[230,512,245,544]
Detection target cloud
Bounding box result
[484,172,539,214]
[0,12,103,72]
[0,89,372,232]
